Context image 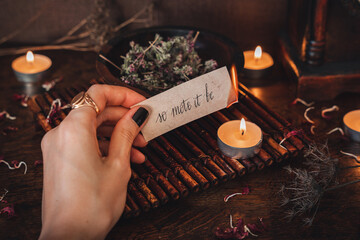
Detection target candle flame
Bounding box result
[26,51,34,63]
[254,46,262,60]
[240,118,246,135]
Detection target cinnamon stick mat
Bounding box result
[28,78,307,218]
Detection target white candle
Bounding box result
[217,118,263,159]
[12,51,52,83]
[343,109,360,142]
[243,46,274,79]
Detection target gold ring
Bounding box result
[71,91,100,114]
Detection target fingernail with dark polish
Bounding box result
[132,107,149,127]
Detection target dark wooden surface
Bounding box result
[0,51,360,239]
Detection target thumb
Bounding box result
[107,107,149,161]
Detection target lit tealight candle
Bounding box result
[12,51,52,83]
[343,110,360,142]
[242,46,274,79]
[217,118,263,159]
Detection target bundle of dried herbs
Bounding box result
[279,142,360,226]
[119,32,218,92]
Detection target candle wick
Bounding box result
[241,130,245,136]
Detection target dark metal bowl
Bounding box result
[96,26,244,93]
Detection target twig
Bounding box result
[0,1,49,45]
[98,54,122,72]
[113,3,153,32]
[53,18,88,44]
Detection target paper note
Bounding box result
[134,66,238,142]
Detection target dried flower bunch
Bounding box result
[279,142,339,226]
[119,32,218,92]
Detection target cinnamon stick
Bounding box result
[160,135,217,187]
[149,141,200,192]
[156,136,211,189]
[205,114,262,172]
[181,125,236,179]
[132,165,169,205]
[142,147,188,197]
[172,129,229,182]
[34,94,59,128]
[131,171,160,208]
[225,108,289,159]
[238,84,312,144]
[189,121,245,176]
[27,97,52,132]
[140,156,181,199]
[127,181,151,212]
[126,194,141,217]
[251,156,265,170]
[237,88,305,150]
[43,92,67,124]
[123,204,132,218]
[227,103,297,155]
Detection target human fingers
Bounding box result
[107,107,148,164]
[96,106,128,127]
[98,138,110,156]
[130,147,146,164]
[87,84,146,113]
[97,125,147,147]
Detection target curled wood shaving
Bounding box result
[0,189,8,202]
[292,98,314,107]
[230,214,234,228]
[327,127,344,136]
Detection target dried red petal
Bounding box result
[12,93,24,101]
[0,204,15,218]
[241,186,250,195]
[246,218,267,235]
[34,160,43,167]
[11,160,19,166]
[215,226,248,240]
[1,126,18,135]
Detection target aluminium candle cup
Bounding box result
[242,50,274,79]
[217,121,263,159]
[12,54,52,83]
[343,110,360,142]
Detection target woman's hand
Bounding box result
[39,84,149,239]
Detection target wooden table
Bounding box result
[0,51,359,239]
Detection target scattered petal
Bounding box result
[42,76,63,91]
[304,107,315,124]
[321,105,339,119]
[291,98,314,107]
[310,125,316,135]
[34,160,43,167]
[0,159,28,174]
[340,150,360,163]
[0,111,16,121]
[224,186,250,202]
[12,94,29,107]
[215,217,266,240]
[1,126,18,135]
[327,127,344,136]
[46,99,70,124]
[0,204,15,218]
